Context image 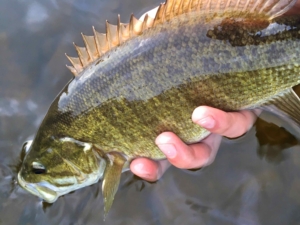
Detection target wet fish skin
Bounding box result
[37,13,300,159]
[18,2,300,214]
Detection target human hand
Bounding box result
[130,106,261,181]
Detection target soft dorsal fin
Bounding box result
[261,87,300,125]
[66,0,297,76]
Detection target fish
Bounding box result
[18,0,300,217]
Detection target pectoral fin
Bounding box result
[261,87,300,125]
[102,152,127,218]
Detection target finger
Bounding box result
[200,133,222,166]
[192,106,261,138]
[130,158,170,182]
[155,132,222,169]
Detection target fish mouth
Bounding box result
[17,155,108,203]
[17,168,105,203]
[17,173,59,203]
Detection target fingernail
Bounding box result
[157,144,177,159]
[196,116,215,129]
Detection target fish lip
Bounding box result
[17,172,40,196]
[17,173,58,203]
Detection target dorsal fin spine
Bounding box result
[107,21,120,48]
[242,0,250,11]
[81,33,98,61]
[259,1,270,13]
[178,0,189,15]
[65,53,83,76]
[92,26,102,57]
[163,0,172,21]
[233,0,241,10]
[105,21,112,50]
[73,43,89,67]
[66,65,77,75]
[80,33,91,60]
[142,14,148,31]
[153,3,165,26]
[117,15,122,44]
[129,14,135,37]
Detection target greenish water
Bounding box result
[1,0,300,224]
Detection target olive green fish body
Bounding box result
[40,12,300,159]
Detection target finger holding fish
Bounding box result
[131,107,261,181]
[155,132,222,168]
[192,107,261,138]
[130,158,170,182]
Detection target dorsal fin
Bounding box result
[261,88,300,125]
[66,0,297,76]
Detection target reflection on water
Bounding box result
[256,117,299,163]
[1,0,300,224]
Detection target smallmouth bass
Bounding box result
[18,0,300,216]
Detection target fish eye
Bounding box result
[32,162,46,174]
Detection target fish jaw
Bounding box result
[18,172,59,203]
[17,156,107,203]
[18,170,104,203]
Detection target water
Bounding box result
[1,0,300,224]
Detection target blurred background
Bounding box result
[1,0,300,224]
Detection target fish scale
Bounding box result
[56,11,300,190]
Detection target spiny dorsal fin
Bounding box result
[66,0,297,76]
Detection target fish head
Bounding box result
[18,136,106,203]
